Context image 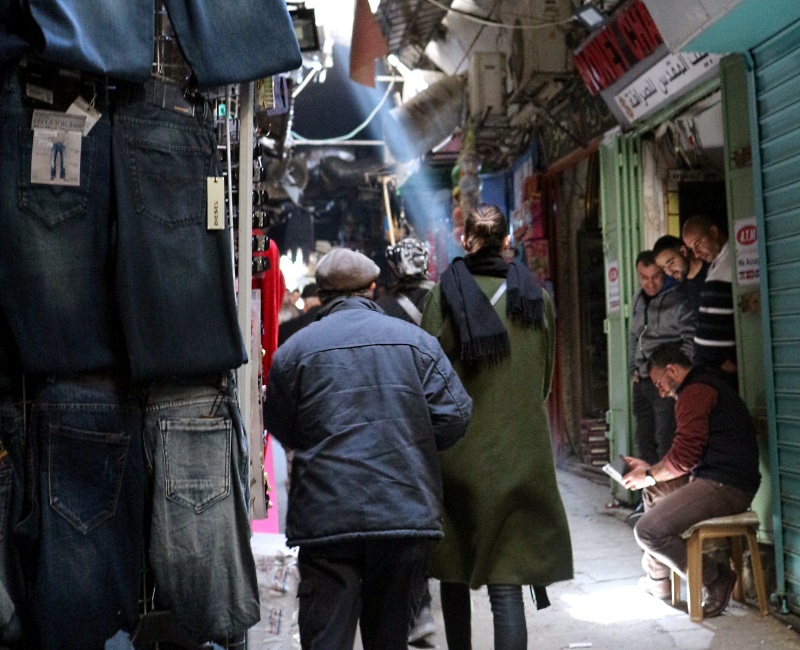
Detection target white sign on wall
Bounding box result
[607,260,621,313]
[733,216,760,286]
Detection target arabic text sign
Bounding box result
[614,52,720,125]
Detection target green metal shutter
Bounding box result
[750,19,800,614]
[600,133,642,502]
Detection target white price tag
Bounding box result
[66,96,102,135]
[29,110,86,187]
[207,177,225,230]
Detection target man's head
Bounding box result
[646,342,692,399]
[635,250,665,298]
[386,237,429,282]
[682,215,727,264]
[300,283,321,311]
[315,248,380,303]
[652,235,690,282]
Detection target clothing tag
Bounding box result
[30,110,86,187]
[66,96,101,135]
[207,177,225,230]
[25,83,53,104]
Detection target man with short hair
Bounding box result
[264,247,473,650]
[681,215,737,385]
[629,250,695,466]
[652,234,709,317]
[623,342,760,618]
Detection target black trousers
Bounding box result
[297,537,431,650]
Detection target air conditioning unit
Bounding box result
[508,0,572,94]
[468,51,507,119]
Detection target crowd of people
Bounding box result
[264,203,758,648]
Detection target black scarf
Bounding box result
[440,253,544,367]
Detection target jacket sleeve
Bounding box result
[424,344,472,451]
[675,291,696,361]
[628,291,641,376]
[263,353,297,450]
[542,290,556,399]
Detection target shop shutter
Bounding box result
[750,19,800,615]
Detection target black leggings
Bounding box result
[440,582,527,650]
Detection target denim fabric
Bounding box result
[142,377,258,641]
[29,375,144,650]
[24,1,153,82]
[0,64,123,375]
[0,398,25,647]
[112,93,246,381]
[441,583,527,650]
[163,0,302,87]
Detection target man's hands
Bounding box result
[621,456,650,491]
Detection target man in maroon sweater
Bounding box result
[622,342,760,618]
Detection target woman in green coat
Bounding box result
[421,204,573,649]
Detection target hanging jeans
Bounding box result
[112,84,247,380]
[141,375,258,641]
[0,64,123,375]
[441,582,528,650]
[27,374,144,650]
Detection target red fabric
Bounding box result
[349,0,388,87]
[662,383,717,476]
[252,240,285,385]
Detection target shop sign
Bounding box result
[574,0,663,97]
[613,52,721,126]
[733,216,760,286]
[607,260,621,313]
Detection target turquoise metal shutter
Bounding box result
[750,19,800,615]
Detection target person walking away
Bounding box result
[421,203,573,650]
[622,342,760,618]
[264,247,472,650]
[681,215,738,388]
[377,236,438,645]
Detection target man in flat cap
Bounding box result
[265,247,472,650]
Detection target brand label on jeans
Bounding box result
[25,83,53,104]
[30,110,86,187]
[207,177,226,230]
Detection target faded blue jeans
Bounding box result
[141,375,258,641]
[28,374,144,650]
[0,64,123,375]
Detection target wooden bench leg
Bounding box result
[731,536,744,603]
[745,530,770,617]
[686,532,704,622]
[671,570,681,606]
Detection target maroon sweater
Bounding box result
[662,370,760,495]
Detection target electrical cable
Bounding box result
[421,0,572,29]
[291,77,396,144]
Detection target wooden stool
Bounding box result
[670,511,769,622]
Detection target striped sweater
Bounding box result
[693,242,736,369]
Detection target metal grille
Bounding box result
[375,0,455,69]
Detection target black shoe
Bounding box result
[626,501,645,527]
[702,566,737,618]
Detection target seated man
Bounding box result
[622,342,760,618]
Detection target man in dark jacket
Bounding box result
[623,342,760,618]
[264,247,472,650]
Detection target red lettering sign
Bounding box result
[736,224,757,246]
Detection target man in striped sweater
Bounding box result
[682,216,737,389]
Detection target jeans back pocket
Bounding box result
[159,417,231,513]
[47,424,129,534]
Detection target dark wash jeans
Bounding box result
[0,64,123,375]
[441,582,527,650]
[141,375,258,641]
[22,0,301,86]
[112,91,247,381]
[27,374,144,650]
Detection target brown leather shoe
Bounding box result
[702,566,737,618]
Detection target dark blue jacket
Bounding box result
[265,296,472,547]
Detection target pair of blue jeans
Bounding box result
[112,86,247,381]
[141,375,258,641]
[0,64,123,375]
[22,0,300,86]
[28,374,145,650]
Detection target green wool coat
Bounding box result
[421,275,574,588]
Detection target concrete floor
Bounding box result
[376,467,800,650]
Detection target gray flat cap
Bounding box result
[315,248,380,291]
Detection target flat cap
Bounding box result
[315,248,380,291]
